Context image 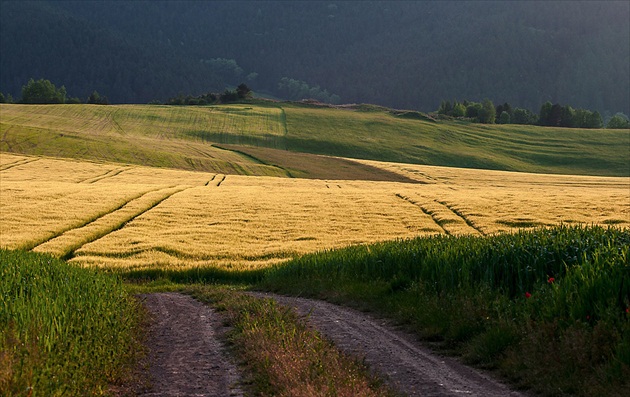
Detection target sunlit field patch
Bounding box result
[0,104,289,175]
[1,155,628,271]
[365,160,630,234]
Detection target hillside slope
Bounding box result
[1,103,628,177]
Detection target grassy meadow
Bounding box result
[2,102,629,177]
[1,102,629,396]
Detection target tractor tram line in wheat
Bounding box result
[31,186,190,260]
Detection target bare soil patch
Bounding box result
[217,144,421,183]
[138,293,242,397]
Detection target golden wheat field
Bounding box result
[1,152,628,270]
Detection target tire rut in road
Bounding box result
[139,293,242,397]
[250,292,528,397]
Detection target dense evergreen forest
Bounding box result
[1,1,628,116]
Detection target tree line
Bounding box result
[437,99,629,129]
[0,78,109,105]
[160,83,252,105]
[0,78,254,107]
[4,77,628,130]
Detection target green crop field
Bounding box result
[0,249,142,396]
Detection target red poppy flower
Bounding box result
[547,277,555,284]
[525,292,532,298]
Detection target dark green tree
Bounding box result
[236,83,252,99]
[498,111,511,124]
[0,92,4,103]
[573,108,591,128]
[21,78,67,104]
[452,102,466,117]
[465,102,482,119]
[548,104,563,126]
[539,101,553,125]
[87,91,109,105]
[587,111,603,128]
[560,105,575,127]
[606,113,630,129]
[477,99,496,124]
[495,102,512,118]
[220,89,239,103]
[438,100,452,115]
[512,108,537,124]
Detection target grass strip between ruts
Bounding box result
[189,286,397,397]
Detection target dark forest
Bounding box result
[1,1,628,115]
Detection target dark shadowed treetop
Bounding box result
[21,78,67,104]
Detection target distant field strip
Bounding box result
[3,103,628,177]
[1,155,628,270]
[0,104,290,175]
[32,186,186,259]
[0,104,285,139]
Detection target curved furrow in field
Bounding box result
[0,157,39,171]
[32,186,186,259]
[395,194,450,235]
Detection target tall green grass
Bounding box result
[261,225,630,396]
[0,250,143,396]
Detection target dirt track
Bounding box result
[250,292,526,397]
[138,293,242,397]
[140,292,526,397]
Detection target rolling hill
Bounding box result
[1,102,628,177]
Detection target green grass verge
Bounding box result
[188,286,395,397]
[259,225,630,396]
[116,265,267,286]
[0,250,144,396]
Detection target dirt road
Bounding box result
[251,292,526,397]
[140,292,526,397]
[138,293,242,397]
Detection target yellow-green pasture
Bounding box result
[2,103,629,177]
[0,103,288,175]
[1,153,627,271]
